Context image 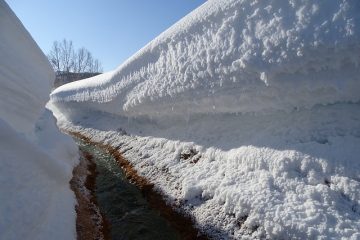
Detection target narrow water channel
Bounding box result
[76,140,181,240]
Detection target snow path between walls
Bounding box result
[50,102,360,239]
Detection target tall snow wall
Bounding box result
[0,1,78,239]
[51,0,360,118]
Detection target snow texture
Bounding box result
[50,103,360,239]
[0,1,78,239]
[52,0,360,118]
[50,0,360,239]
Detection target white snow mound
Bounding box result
[51,0,360,117]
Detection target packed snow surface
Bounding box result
[0,1,78,240]
[50,0,360,239]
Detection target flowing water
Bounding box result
[77,140,181,240]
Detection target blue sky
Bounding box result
[6,0,206,72]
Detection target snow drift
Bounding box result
[0,1,78,239]
[50,0,360,239]
[52,0,360,118]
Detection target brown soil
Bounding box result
[70,148,110,240]
[68,131,208,240]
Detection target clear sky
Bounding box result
[5,0,206,72]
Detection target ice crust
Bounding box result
[52,0,360,117]
[0,1,78,239]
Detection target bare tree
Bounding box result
[48,39,103,74]
[74,47,88,73]
[92,59,102,73]
[47,40,61,72]
[59,39,74,72]
[84,50,93,73]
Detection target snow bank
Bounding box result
[0,1,78,239]
[49,0,360,239]
[51,103,360,239]
[52,0,360,118]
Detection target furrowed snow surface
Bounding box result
[0,1,78,240]
[50,0,360,239]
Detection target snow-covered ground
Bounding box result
[0,1,78,239]
[50,0,360,239]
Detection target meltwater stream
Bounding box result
[77,140,181,240]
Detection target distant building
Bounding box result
[53,71,101,88]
